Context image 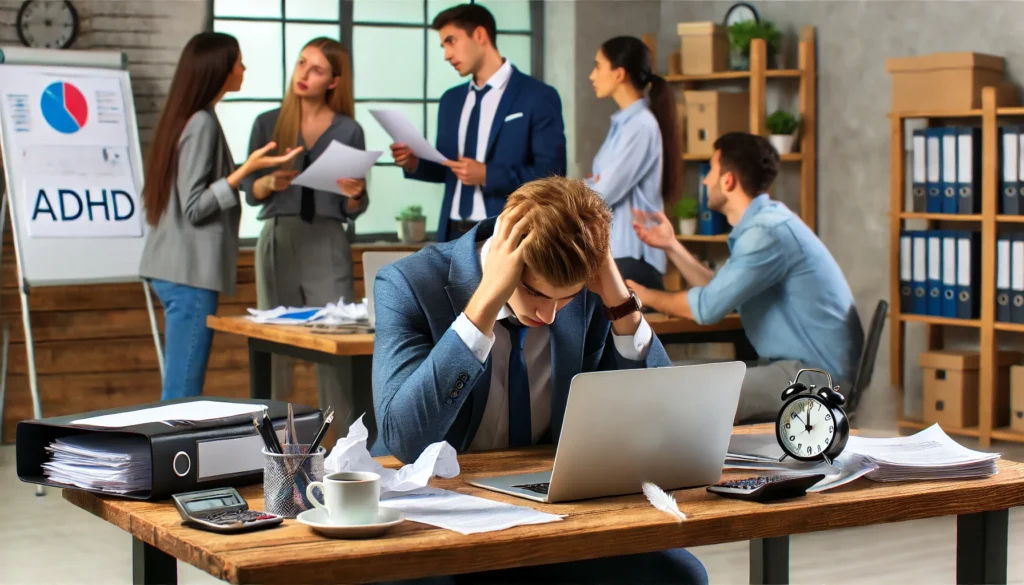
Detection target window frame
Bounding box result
[208,0,544,245]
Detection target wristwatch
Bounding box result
[602,290,642,321]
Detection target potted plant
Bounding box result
[766,110,799,154]
[727,20,782,70]
[672,197,700,236]
[395,205,426,243]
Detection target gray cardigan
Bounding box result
[139,107,241,295]
[242,108,370,222]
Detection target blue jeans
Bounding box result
[149,279,219,401]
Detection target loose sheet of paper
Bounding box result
[370,109,449,164]
[381,489,563,535]
[72,401,266,428]
[290,140,381,192]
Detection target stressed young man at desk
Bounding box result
[628,132,864,424]
[372,176,707,585]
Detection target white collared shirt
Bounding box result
[450,237,654,451]
[450,59,514,221]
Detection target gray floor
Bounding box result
[3,385,1023,584]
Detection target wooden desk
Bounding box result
[206,313,748,448]
[63,425,1023,585]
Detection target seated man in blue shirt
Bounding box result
[628,132,864,423]
[373,176,707,584]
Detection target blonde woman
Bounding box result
[242,37,369,428]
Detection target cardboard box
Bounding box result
[684,91,749,156]
[919,350,1018,428]
[1011,365,1024,433]
[677,22,729,75]
[885,52,1019,112]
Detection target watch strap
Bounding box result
[603,291,642,321]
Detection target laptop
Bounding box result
[362,251,414,328]
[467,361,746,503]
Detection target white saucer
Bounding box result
[296,507,405,539]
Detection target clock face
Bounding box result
[724,2,759,27]
[778,396,836,460]
[17,0,79,50]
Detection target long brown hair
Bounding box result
[600,36,682,205]
[142,32,239,226]
[270,37,354,157]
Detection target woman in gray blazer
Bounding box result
[139,32,302,400]
[242,37,370,427]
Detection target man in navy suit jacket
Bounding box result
[372,177,707,585]
[391,3,566,242]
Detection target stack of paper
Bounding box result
[247,297,369,325]
[845,424,999,481]
[42,434,152,494]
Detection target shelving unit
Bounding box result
[889,86,1024,447]
[668,25,819,244]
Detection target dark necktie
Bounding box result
[299,153,315,223]
[459,84,492,220]
[500,319,531,448]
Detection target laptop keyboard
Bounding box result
[512,482,550,494]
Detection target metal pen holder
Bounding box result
[262,446,325,518]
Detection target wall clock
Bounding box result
[723,2,760,27]
[17,0,80,50]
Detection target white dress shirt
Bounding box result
[450,59,514,221]
[450,237,654,451]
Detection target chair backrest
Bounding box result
[847,299,888,413]
[363,251,415,328]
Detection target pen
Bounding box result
[252,414,280,454]
[306,408,335,456]
[262,412,284,454]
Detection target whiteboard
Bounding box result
[0,60,147,287]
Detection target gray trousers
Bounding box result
[256,216,372,431]
[673,358,808,423]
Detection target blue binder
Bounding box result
[956,127,981,215]
[997,235,1012,322]
[911,129,927,213]
[911,231,928,315]
[900,230,913,313]
[1013,234,1024,324]
[926,230,942,316]
[940,128,958,214]
[1000,126,1019,215]
[925,128,942,213]
[941,230,957,318]
[955,230,980,320]
[697,162,729,235]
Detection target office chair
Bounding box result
[845,299,889,417]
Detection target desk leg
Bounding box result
[957,509,1009,584]
[132,537,176,585]
[248,340,272,401]
[749,536,789,585]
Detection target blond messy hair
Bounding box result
[505,176,612,288]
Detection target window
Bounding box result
[210,0,541,242]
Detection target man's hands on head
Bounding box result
[464,203,535,338]
[589,252,642,335]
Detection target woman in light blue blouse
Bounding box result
[587,36,681,291]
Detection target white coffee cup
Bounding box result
[306,471,380,525]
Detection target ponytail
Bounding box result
[647,74,681,205]
[600,36,682,205]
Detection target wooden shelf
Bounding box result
[666,69,802,83]
[898,419,981,438]
[683,153,802,162]
[990,427,1024,443]
[899,212,982,221]
[677,234,729,243]
[894,313,982,328]
[889,86,1024,449]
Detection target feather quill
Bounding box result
[642,482,687,522]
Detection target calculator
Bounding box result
[706,474,826,503]
[171,487,283,534]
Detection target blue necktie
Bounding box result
[459,85,492,220]
[500,319,531,448]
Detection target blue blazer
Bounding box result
[405,66,566,241]
[371,217,672,464]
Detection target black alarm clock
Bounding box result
[775,368,850,465]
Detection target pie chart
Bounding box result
[40,81,88,134]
